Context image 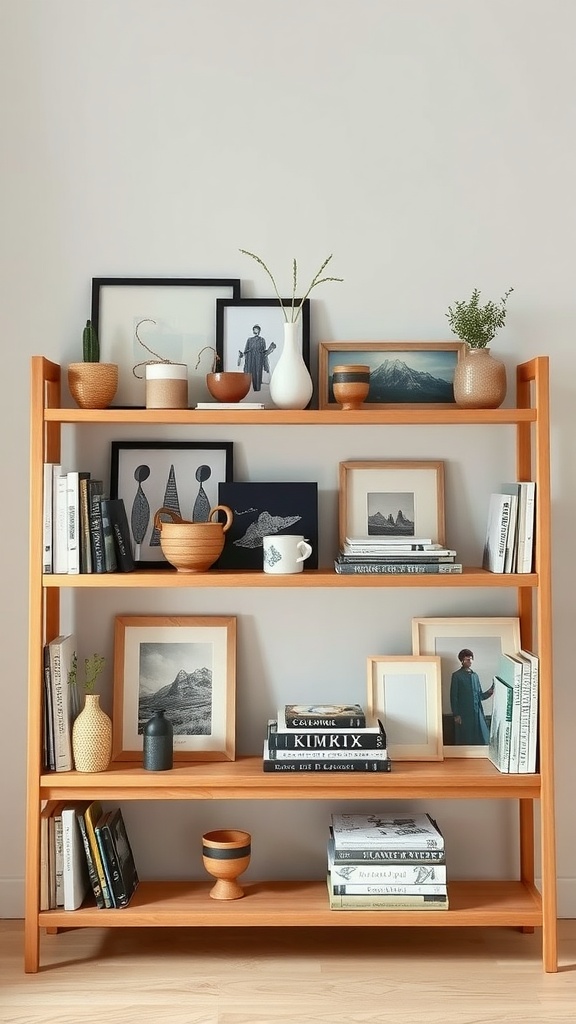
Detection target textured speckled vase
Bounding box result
[72,694,112,773]
[453,347,507,409]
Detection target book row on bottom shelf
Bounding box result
[41,800,449,913]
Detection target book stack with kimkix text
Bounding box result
[334,535,461,575]
[327,811,448,910]
[262,704,391,773]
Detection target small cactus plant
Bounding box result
[82,319,100,362]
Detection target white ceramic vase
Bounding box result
[269,322,313,410]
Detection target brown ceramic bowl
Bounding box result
[153,505,233,572]
[206,372,252,403]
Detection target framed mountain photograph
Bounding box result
[339,460,445,549]
[112,615,236,762]
[318,341,466,409]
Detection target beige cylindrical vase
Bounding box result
[145,363,188,409]
[72,694,112,772]
[453,347,507,409]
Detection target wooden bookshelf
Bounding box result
[25,356,557,972]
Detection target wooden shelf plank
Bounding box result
[43,568,538,589]
[40,756,541,801]
[38,880,542,929]
[45,407,536,425]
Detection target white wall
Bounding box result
[1,0,575,916]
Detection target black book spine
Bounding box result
[104,498,135,572]
[95,822,127,906]
[88,481,105,573]
[268,726,386,750]
[76,813,105,909]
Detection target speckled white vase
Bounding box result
[453,347,507,409]
[269,323,313,410]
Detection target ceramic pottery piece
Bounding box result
[453,347,507,409]
[72,693,112,772]
[332,364,371,410]
[202,829,251,900]
[67,363,118,409]
[269,322,313,410]
[153,504,233,572]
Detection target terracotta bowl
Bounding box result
[153,505,233,573]
[332,364,371,410]
[206,372,252,402]
[202,829,251,900]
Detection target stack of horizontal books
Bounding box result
[334,537,462,575]
[327,811,448,910]
[262,704,391,773]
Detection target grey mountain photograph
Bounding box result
[138,642,213,735]
[368,359,454,403]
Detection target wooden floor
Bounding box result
[2,920,576,1023]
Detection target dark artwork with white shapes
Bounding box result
[217,482,318,569]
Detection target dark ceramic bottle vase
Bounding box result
[143,709,174,771]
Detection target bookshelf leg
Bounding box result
[24,922,40,974]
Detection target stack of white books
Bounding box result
[327,812,448,910]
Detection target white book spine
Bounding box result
[517,482,536,573]
[53,473,69,575]
[66,472,80,574]
[43,463,54,573]
[49,639,73,772]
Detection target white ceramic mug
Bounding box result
[262,534,313,574]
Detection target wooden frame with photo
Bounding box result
[318,341,466,409]
[215,297,311,406]
[366,656,443,760]
[112,615,236,762]
[338,460,445,549]
[110,440,233,568]
[411,616,522,758]
[91,277,241,407]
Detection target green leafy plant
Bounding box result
[82,319,100,362]
[240,249,343,324]
[68,652,105,694]
[446,287,514,348]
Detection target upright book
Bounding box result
[282,704,366,729]
[80,801,113,908]
[482,492,515,573]
[488,675,514,772]
[61,804,91,910]
[519,648,539,773]
[94,808,139,908]
[101,497,135,572]
[88,479,106,573]
[48,633,76,772]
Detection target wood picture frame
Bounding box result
[112,615,236,762]
[411,616,522,758]
[366,656,443,760]
[215,297,311,407]
[318,341,466,409]
[91,277,241,407]
[110,440,233,568]
[338,460,445,549]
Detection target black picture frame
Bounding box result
[92,277,241,407]
[110,440,234,568]
[216,481,318,569]
[215,298,311,406]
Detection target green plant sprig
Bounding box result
[446,287,514,348]
[240,249,343,324]
[68,652,105,694]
